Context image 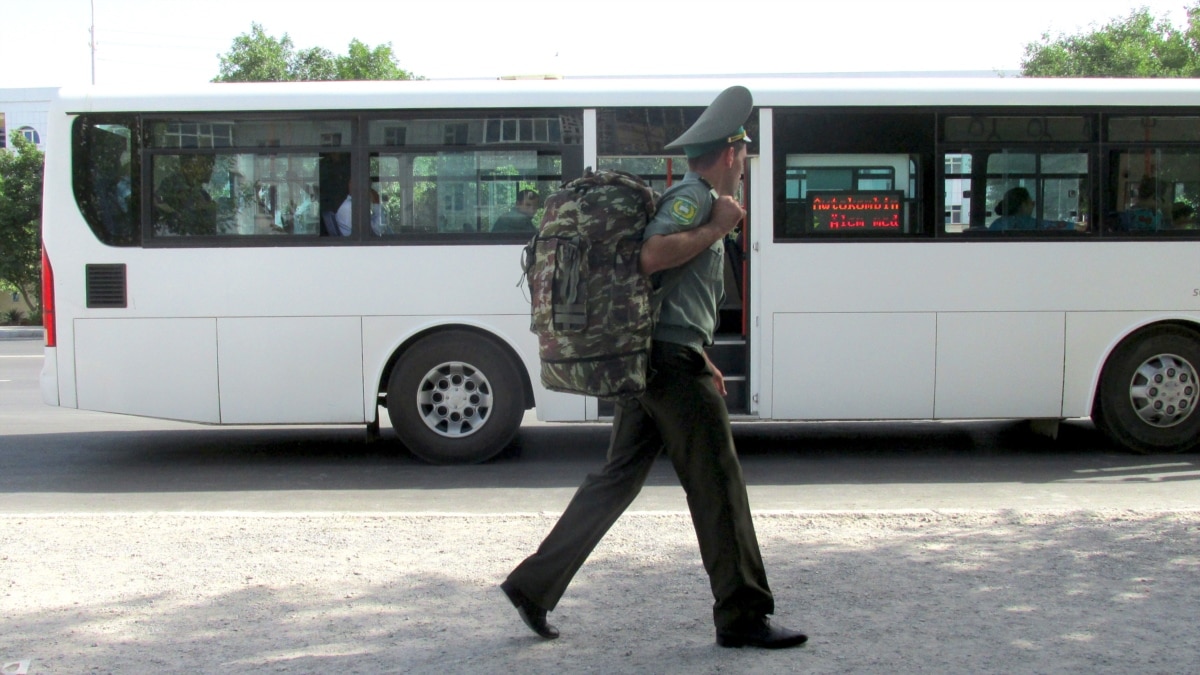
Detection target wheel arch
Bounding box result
[374,322,535,413]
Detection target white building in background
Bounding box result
[0,87,54,152]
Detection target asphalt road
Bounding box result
[2,337,1197,514]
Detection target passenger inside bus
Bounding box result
[1119,176,1169,231]
[1172,202,1196,229]
[988,187,1070,231]
[333,181,384,236]
[491,189,541,233]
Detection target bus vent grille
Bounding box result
[86,264,127,308]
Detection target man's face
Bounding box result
[518,195,540,216]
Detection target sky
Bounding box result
[1,0,1195,88]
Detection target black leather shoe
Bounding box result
[500,580,559,639]
[716,617,807,649]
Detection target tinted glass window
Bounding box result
[596,156,689,195]
[941,115,1092,235]
[144,117,353,241]
[1109,116,1200,142]
[598,107,703,155]
[943,150,1088,233]
[73,116,138,246]
[151,152,337,237]
[944,116,1091,143]
[1106,117,1200,233]
[149,119,351,149]
[1107,150,1200,232]
[367,112,581,238]
[597,106,761,157]
[780,156,918,236]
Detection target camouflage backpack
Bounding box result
[522,169,659,398]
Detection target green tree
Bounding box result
[336,39,410,80]
[1023,5,1200,77]
[214,23,419,82]
[0,134,44,317]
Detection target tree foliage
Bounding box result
[1022,5,1200,77]
[0,134,44,316]
[214,23,419,82]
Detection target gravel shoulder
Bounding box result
[3,509,1199,674]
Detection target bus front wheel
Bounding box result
[386,331,525,464]
[1094,325,1200,454]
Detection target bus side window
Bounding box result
[152,154,219,236]
[1108,153,1200,232]
[73,118,138,246]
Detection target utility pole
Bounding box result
[90,0,96,85]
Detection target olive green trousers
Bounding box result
[505,341,775,630]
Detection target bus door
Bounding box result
[707,157,752,415]
[592,155,752,416]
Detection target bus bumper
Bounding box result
[40,347,59,406]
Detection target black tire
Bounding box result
[387,330,525,465]
[1094,325,1200,454]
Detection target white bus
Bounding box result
[41,77,1200,463]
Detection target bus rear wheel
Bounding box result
[387,331,525,464]
[1094,325,1200,454]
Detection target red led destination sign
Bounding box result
[809,192,902,232]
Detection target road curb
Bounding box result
[0,327,43,341]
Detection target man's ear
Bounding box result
[723,145,737,168]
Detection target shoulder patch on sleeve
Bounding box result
[669,197,699,225]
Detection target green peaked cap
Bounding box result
[665,85,753,159]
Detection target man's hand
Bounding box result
[704,351,727,396]
[640,196,745,276]
[710,196,745,236]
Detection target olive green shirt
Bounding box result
[644,172,725,349]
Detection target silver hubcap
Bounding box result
[416,361,492,438]
[1129,353,1198,428]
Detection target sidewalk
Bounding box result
[0,326,42,340]
[1,510,1198,674]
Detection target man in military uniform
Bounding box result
[501,86,807,650]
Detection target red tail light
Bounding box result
[41,248,55,347]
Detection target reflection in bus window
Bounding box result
[944,153,972,232]
[370,151,560,235]
[598,156,688,195]
[153,154,219,236]
[368,113,579,237]
[597,108,704,156]
[151,153,327,237]
[143,117,351,239]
